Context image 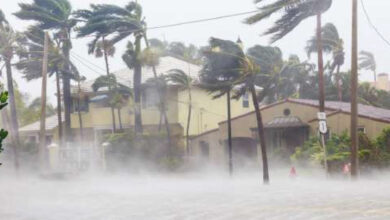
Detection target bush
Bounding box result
[291,129,390,170]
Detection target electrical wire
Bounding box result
[360,0,390,48]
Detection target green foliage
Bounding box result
[291,129,390,169]
[0,90,8,163]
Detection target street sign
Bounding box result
[317,112,327,121]
[319,121,328,134]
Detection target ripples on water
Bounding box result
[1,169,390,220]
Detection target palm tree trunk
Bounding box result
[250,85,269,184]
[336,65,342,102]
[317,13,325,112]
[134,35,143,134]
[77,80,83,140]
[62,30,72,144]
[102,36,116,132]
[227,90,233,176]
[186,89,192,156]
[55,72,63,146]
[350,0,359,179]
[5,60,19,170]
[143,34,172,150]
[117,108,123,130]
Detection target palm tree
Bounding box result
[245,0,332,112]
[0,10,22,169]
[16,25,79,145]
[168,69,193,156]
[75,2,144,134]
[200,38,245,176]
[15,0,80,143]
[359,51,377,84]
[306,23,345,101]
[92,74,132,131]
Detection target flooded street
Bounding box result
[2,171,390,220]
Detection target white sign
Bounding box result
[317,112,327,121]
[319,121,328,134]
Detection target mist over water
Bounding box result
[1,165,390,220]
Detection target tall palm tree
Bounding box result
[15,0,80,143]
[359,51,377,83]
[245,0,332,112]
[17,25,79,145]
[200,38,244,176]
[0,10,22,169]
[168,69,193,156]
[306,23,345,101]
[92,74,132,131]
[75,2,144,134]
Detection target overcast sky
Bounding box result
[2,0,390,104]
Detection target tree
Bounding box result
[92,74,132,130]
[306,23,345,101]
[75,1,144,134]
[200,38,244,176]
[0,10,23,169]
[15,0,80,143]
[245,0,333,112]
[168,69,193,156]
[0,89,9,165]
[359,51,377,83]
[16,25,79,144]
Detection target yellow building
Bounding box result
[19,56,255,146]
[371,73,390,91]
[190,98,390,167]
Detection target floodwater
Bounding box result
[1,169,390,220]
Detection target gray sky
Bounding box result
[2,0,390,104]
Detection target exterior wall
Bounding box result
[177,87,254,137]
[190,129,225,166]
[376,73,390,91]
[309,112,390,139]
[218,101,331,139]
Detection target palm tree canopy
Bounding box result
[0,9,8,27]
[359,50,376,72]
[92,74,132,96]
[306,22,345,72]
[75,2,143,47]
[199,38,245,99]
[245,0,332,43]
[14,0,76,30]
[167,69,193,90]
[16,26,79,81]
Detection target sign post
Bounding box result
[317,112,329,176]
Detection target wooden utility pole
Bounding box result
[227,90,233,176]
[350,0,359,178]
[316,12,328,175]
[39,32,49,170]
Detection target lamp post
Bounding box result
[101,142,110,171]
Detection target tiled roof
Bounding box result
[19,114,63,133]
[264,116,308,129]
[288,99,390,123]
[73,56,201,94]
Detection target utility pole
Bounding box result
[316,12,328,175]
[350,0,359,179]
[39,32,49,171]
[227,90,233,176]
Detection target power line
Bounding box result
[360,0,390,48]
[71,10,258,39]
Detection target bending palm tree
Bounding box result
[168,69,193,156]
[359,51,377,84]
[15,0,80,143]
[0,10,21,169]
[306,23,345,101]
[245,0,332,112]
[92,74,132,130]
[75,2,144,134]
[17,25,79,145]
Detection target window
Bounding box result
[142,87,160,108]
[358,126,366,134]
[242,92,249,108]
[200,141,210,158]
[73,97,89,112]
[283,108,291,116]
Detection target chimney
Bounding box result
[377,73,390,91]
